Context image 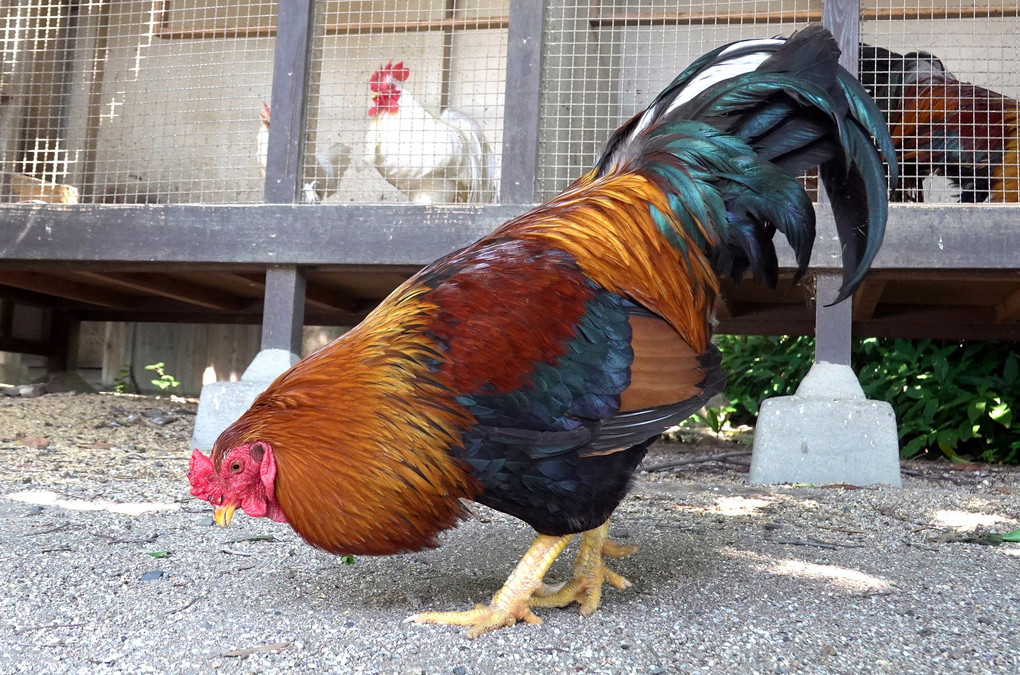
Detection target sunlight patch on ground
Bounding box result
[723,548,891,592]
[932,509,1014,530]
[5,490,179,515]
[671,495,775,517]
[713,496,774,516]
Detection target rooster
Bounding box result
[257,102,352,203]
[365,61,496,203]
[191,26,895,638]
[859,45,1019,202]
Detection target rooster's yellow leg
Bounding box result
[530,520,635,616]
[407,533,571,638]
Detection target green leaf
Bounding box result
[1004,353,1018,386]
[146,551,171,558]
[1002,529,1020,542]
[901,436,928,458]
[967,399,986,423]
[340,555,356,564]
[990,403,1013,428]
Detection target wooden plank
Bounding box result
[995,287,1020,323]
[181,272,267,298]
[814,273,852,365]
[824,0,859,75]
[71,272,245,311]
[0,271,133,308]
[852,279,887,321]
[588,5,1020,28]
[500,0,545,204]
[1,203,1017,270]
[262,266,306,354]
[263,0,316,204]
[157,17,510,40]
[0,335,49,356]
[816,0,861,367]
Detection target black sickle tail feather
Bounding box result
[596,25,898,304]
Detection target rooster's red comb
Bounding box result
[188,448,219,501]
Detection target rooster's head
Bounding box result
[189,442,287,526]
[369,61,409,117]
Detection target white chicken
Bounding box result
[257,102,352,204]
[364,62,496,204]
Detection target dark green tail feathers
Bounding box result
[596,25,898,305]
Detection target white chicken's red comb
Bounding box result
[369,61,410,92]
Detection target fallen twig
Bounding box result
[641,450,752,473]
[775,537,864,550]
[167,594,206,615]
[847,589,896,599]
[815,525,867,535]
[214,641,292,659]
[225,535,276,544]
[219,547,255,557]
[15,623,86,635]
[26,523,79,537]
[91,532,158,545]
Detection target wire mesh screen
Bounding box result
[1,0,276,205]
[536,0,823,200]
[860,1,1020,203]
[306,0,507,204]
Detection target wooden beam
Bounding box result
[156,16,510,40]
[853,279,887,321]
[588,5,1020,28]
[500,0,544,204]
[262,266,305,354]
[995,287,1020,323]
[71,271,244,311]
[0,335,49,356]
[3,203,1015,270]
[0,272,133,308]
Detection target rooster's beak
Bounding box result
[213,501,237,527]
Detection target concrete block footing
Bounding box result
[750,362,903,487]
[191,349,300,451]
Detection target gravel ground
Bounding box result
[1,391,1019,674]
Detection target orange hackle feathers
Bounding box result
[504,170,719,353]
[212,286,481,556]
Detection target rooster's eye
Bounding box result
[230,461,243,473]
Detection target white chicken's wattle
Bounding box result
[365,61,496,204]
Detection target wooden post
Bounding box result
[262,266,306,355]
[261,0,317,354]
[817,0,861,366]
[500,0,545,204]
[47,310,79,374]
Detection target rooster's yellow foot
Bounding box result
[406,533,571,638]
[531,521,635,616]
[407,600,543,639]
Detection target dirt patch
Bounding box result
[1,392,1019,674]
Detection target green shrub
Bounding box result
[716,336,1019,463]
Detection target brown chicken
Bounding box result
[859,45,1020,202]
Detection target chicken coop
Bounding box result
[0,0,1018,394]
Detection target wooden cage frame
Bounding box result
[0,0,1018,378]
